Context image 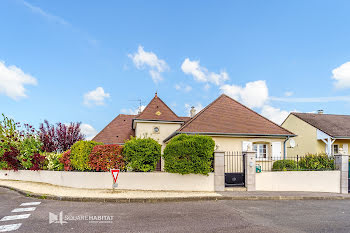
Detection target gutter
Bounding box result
[283,136,290,159]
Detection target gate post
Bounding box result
[214,151,225,191]
[335,149,348,194]
[244,146,256,191]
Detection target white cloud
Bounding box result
[80,123,98,141]
[220,80,269,108]
[185,103,204,117]
[261,105,291,125]
[128,46,168,83]
[175,83,192,92]
[284,91,293,97]
[332,62,350,89]
[181,58,229,86]
[270,95,350,103]
[121,105,146,115]
[204,83,210,90]
[21,0,70,26]
[0,61,37,100]
[83,87,110,106]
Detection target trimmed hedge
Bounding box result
[272,160,297,171]
[299,153,334,170]
[89,144,125,172]
[70,141,103,171]
[163,134,215,175]
[123,137,161,172]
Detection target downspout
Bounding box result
[283,136,290,159]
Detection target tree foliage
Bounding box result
[70,141,102,171]
[39,120,85,153]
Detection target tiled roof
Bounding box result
[177,94,294,136]
[92,114,135,144]
[134,94,183,122]
[291,112,350,138]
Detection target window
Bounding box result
[253,144,268,159]
[153,126,160,133]
[333,144,339,155]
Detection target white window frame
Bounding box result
[253,144,268,161]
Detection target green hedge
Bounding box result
[70,141,103,171]
[123,137,161,172]
[299,153,334,170]
[163,134,215,175]
[272,160,297,171]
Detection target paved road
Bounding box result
[1,187,350,233]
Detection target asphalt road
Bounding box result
[1,187,350,233]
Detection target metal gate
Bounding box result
[224,152,245,187]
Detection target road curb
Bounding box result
[1,184,350,202]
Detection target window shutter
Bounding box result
[242,141,252,152]
[272,142,282,159]
[343,144,348,154]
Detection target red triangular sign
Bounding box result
[111,169,120,183]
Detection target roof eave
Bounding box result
[163,131,296,143]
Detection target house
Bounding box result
[282,111,350,157]
[93,93,294,170]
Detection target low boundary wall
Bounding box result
[0,170,214,192]
[256,171,341,193]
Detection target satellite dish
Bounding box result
[289,139,296,148]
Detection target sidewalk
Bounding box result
[1,179,349,202]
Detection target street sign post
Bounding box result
[111,169,120,190]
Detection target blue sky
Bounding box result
[1,0,350,138]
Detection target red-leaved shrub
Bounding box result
[59,150,72,171]
[2,146,21,171]
[30,153,46,171]
[89,145,125,172]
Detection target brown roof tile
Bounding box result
[92,114,135,144]
[291,112,350,137]
[135,94,183,122]
[178,94,293,136]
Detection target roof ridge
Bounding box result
[135,95,181,121]
[178,94,293,135]
[222,94,294,135]
[292,112,350,117]
[178,94,227,131]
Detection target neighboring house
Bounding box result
[93,93,294,170]
[282,112,350,157]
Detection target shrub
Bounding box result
[45,152,64,171]
[163,134,215,175]
[272,160,297,171]
[39,120,85,153]
[299,153,334,170]
[89,144,125,171]
[29,153,46,171]
[123,137,161,172]
[2,146,21,171]
[70,141,102,171]
[18,135,43,169]
[59,150,72,171]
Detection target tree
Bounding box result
[39,120,85,153]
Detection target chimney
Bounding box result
[317,110,324,114]
[190,106,196,117]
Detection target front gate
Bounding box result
[224,152,245,187]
